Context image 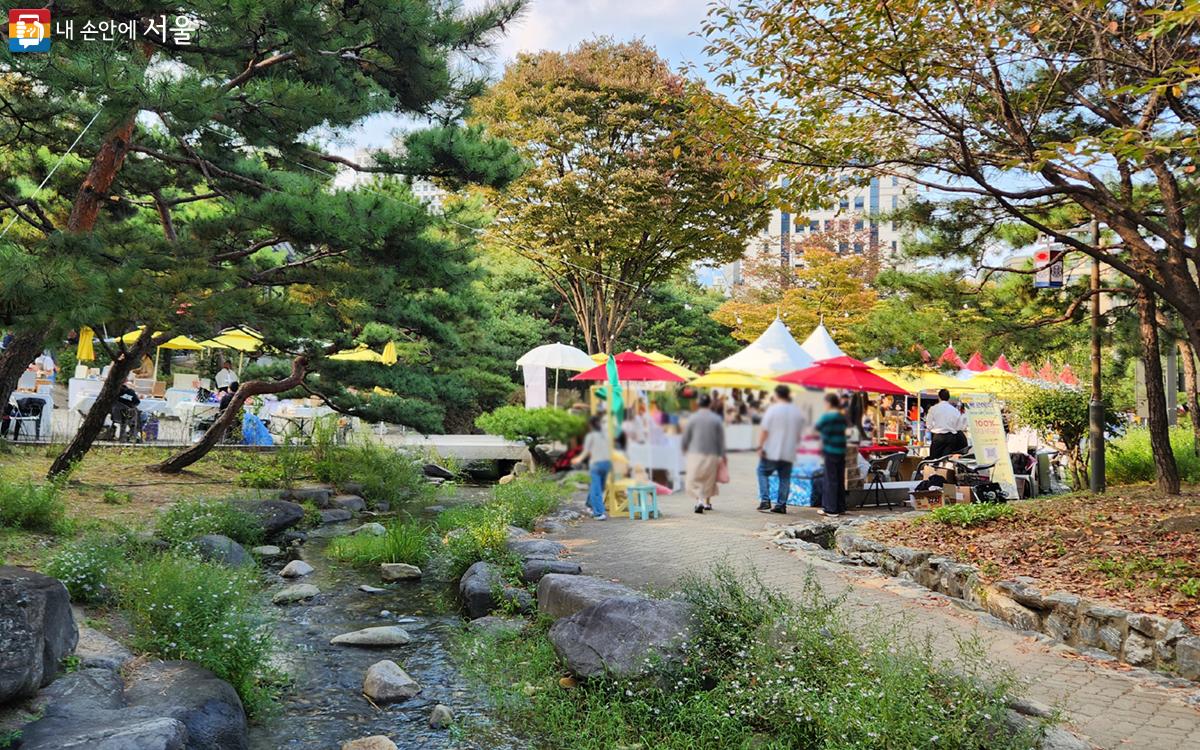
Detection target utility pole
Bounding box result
[1089,218,1106,493]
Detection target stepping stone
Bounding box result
[429,704,454,729]
[351,522,386,536]
[272,583,319,605]
[380,563,422,581]
[359,585,386,594]
[333,495,367,512]
[330,626,412,647]
[320,509,353,524]
[251,545,282,557]
[280,560,314,578]
[362,660,421,703]
[341,736,398,750]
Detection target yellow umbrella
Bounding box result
[117,329,206,350]
[200,328,263,353]
[76,327,95,362]
[329,344,384,363]
[878,367,964,394]
[689,369,774,390]
[372,385,396,397]
[964,367,1028,397]
[381,340,398,365]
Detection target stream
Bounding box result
[248,488,524,750]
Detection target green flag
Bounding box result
[606,354,624,425]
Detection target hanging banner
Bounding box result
[522,365,547,409]
[1033,246,1064,288]
[965,401,1019,500]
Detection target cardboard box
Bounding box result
[942,484,959,503]
[920,465,957,483]
[909,489,945,510]
[955,485,973,504]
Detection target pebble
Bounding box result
[359,584,386,594]
[429,704,454,730]
[362,660,421,703]
[341,737,398,750]
[280,560,315,578]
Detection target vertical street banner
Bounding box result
[965,402,1019,500]
[1033,245,1065,288]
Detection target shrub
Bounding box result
[45,532,129,605]
[100,487,131,505]
[327,519,433,567]
[1106,426,1200,485]
[456,567,1043,750]
[1010,386,1118,489]
[475,406,586,447]
[341,443,436,509]
[155,498,263,547]
[117,554,276,717]
[0,479,69,534]
[920,502,1015,528]
[434,503,516,579]
[491,476,570,529]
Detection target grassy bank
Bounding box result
[455,568,1046,750]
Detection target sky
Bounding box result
[334,0,713,153]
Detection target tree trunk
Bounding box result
[1178,339,1200,457]
[153,356,309,473]
[47,333,157,478]
[0,331,47,433]
[1136,287,1180,495]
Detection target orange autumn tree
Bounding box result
[713,246,878,356]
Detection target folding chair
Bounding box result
[864,451,906,508]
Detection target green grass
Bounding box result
[918,502,1015,528]
[1106,426,1200,485]
[0,479,70,534]
[328,519,433,567]
[1091,553,1200,598]
[155,498,263,547]
[44,531,132,605]
[455,567,1046,750]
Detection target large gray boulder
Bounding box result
[507,538,567,560]
[548,596,695,678]
[459,562,532,619]
[278,486,332,506]
[193,535,251,567]
[233,499,304,538]
[0,566,78,703]
[521,558,582,584]
[537,574,643,619]
[19,660,247,750]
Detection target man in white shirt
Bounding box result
[214,361,239,392]
[756,384,809,514]
[926,388,968,459]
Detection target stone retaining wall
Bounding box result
[826,526,1200,681]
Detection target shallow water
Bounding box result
[248,490,525,750]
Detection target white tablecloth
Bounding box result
[8,391,52,438]
[625,434,683,491]
[68,377,103,410]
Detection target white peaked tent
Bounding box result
[800,322,847,361]
[712,317,814,376]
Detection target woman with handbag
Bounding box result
[682,394,727,514]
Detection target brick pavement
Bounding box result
[548,452,1200,750]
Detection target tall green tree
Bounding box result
[472,38,767,353]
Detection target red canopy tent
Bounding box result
[1017,361,1036,378]
[570,351,685,383]
[776,355,911,396]
[936,345,964,369]
[993,354,1014,372]
[1038,363,1059,383]
[1059,364,1080,386]
[964,351,989,372]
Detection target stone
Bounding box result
[509,537,568,560]
[1122,631,1154,666]
[359,584,387,593]
[250,545,282,557]
[1043,611,1075,642]
[468,615,526,636]
[1154,514,1200,534]
[429,703,454,729]
[534,519,566,534]
[362,660,421,703]
[342,737,398,750]
[1127,612,1185,641]
[937,562,978,600]
[278,486,333,506]
[521,558,583,583]
[272,583,320,604]
[75,625,134,671]
[995,579,1051,610]
[983,589,1040,632]
[424,463,456,480]
[331,626,412,647]
[123,660,248,750]
[351,522,386,536]
[320,509,353,524]
[886,545,930,567]
[459,562,532,618]
[374,500,391,512]
[505,525,530,542]
[549,596,695,678]
[340,481,366,496]
[0,566,78,703]
[1175,636,1200,680]
[233,499,305,537]
[833,527,885,556]
[380,563,422,581]
[333,495,367,513]
[20,716,190,750]
[279,530,308,546]
[537,573,643,619]
[1097,625,1124,655]
[279,559,314,578]
[193,534,251,567]
[498,473,515,485]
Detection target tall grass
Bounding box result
[456,567,1045,750]
[155,498,264,547]
[327,519,432,567]
[1106,426,1200,485]
[341,442,437,509]
[0,479,69,534]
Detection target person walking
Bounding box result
[682,394,726,514]
[757,384,808,514]
[815,393,849,516]
[925,388,967,459]
[573,415,611,521]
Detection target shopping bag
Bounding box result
[716,456,730,484]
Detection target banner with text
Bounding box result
[965,402,1019,500]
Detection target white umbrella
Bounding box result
[516,343,594,407]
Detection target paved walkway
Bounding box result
[547,452,1200,750]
